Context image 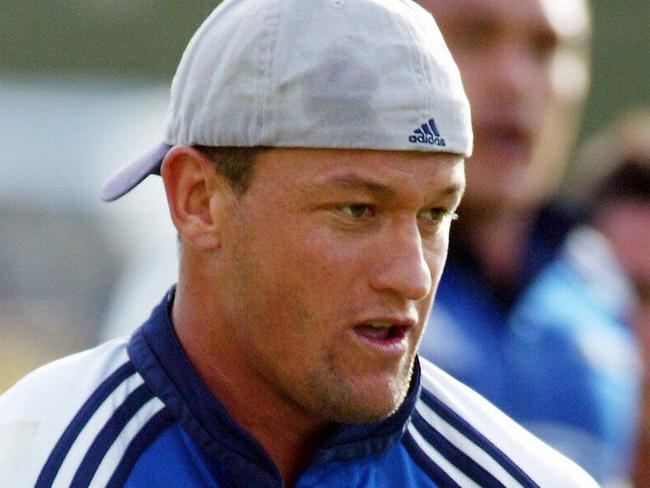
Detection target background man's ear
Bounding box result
[161,146,234,251]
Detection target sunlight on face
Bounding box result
[217,148,465,424]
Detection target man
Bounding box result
[416,0,640,484]
[0,0,597,486]
[558,110,650,487]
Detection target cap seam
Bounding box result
[257,0,283,144]
[393,3,431,125]
[173,8,222,145]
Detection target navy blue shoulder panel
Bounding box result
[106,408,176,488]
[419,388,539,488]
[402,430,461,488]
[35,361,136,488]
[69,383,155,487]
[408,410,506,487]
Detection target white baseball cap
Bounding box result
[102,0,472,201]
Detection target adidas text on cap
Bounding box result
[101,0,473,202]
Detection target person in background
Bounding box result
[503,112,647,486]
[557,111,650,487]
[416,0,641,485]
[634,303,650,488]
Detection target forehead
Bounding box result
[248,148,465,200]
[422,0,553,34]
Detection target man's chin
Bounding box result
[325,389,407,424]
[320,370,415,424]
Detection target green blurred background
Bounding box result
[1,0,648,141]
[0,1,648,392]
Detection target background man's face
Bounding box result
[419,0,560,211]
[215,148,464,424]
[596,199,650,306]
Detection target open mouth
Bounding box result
[476,123,531,161]
[354,321,408,342]
[492,125,528,146]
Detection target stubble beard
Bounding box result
[304,348,417,425]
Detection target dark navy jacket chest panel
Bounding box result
[124,425,440,488]
[124,424,221,487]
[296,443,439,488]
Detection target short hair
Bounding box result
[193,146,268,195]
[560,109,650,216]
[593,158,650,204]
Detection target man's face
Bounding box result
[216,148,464,424]
[596,199,650,308]
[597,199,650,379]
[419,0,560,211]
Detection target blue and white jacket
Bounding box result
[0,291,597,487]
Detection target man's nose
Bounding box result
[491,43,548,102]
[368,219,432,301]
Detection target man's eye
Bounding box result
[341,204,374,219]
[530,31,557,63]
[418,208,458,223]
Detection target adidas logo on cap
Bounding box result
[409,118,446,147]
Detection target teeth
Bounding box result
[368,321,392,329]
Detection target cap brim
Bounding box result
[101,143,172,202]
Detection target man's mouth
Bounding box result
[354,321,409,342]
[475,122,532,163]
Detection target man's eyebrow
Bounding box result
[310,174,397,199]
[308,174,465,201]
[437,183,465,199]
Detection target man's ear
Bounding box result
[161,146,234,251]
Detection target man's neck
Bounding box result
[171,280,330,486]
